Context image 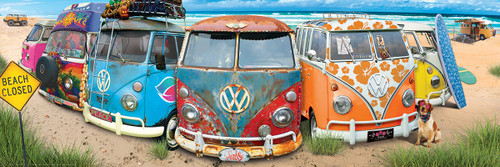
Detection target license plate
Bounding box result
[367,129,394,142]
[90,108,112,122]
[218,148,250,162]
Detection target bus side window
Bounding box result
[310,30,327,61]
[175,36,184,58]
[165,36,178,64]
[151,35,165,64]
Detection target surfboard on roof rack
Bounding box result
[102,0,185,19]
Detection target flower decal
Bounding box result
[328,63,340,75]
[380,62,391,71]
[375,111,382,120]
[379,87,396,108]
[335,27,342,31]
[353,61,380,84]
[389,25,399,29]
[371,100,378,107]
[341,66,349,74]
[373,22,384,29]
[338,19,347,24]
[401,58,409,63]
[385,21,393,25]
[392,59,400,65]
[391,65,410,82]
[342,75,355,86]
[348,20,370,30]
[323,24,333,30]
[355,86,363,93]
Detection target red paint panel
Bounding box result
[242,82,301,145]
[176,79,228,143]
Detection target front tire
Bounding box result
[480,34,486,40]
[21,20,27,26]
[7,20,14,26]
[164,110,179,150]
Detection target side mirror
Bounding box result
[410,47,420,54]
[154,54,166,70]
[306,50,317,60]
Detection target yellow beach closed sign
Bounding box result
[0,61,40,111]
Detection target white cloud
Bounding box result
[0,7,23,13]
[1,2,40,6]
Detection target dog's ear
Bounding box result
[428,103,433,112]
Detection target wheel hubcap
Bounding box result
[40,64,45,74]
[311,116,317,138]
[166,115,178,147]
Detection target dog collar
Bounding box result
[420,112,431,123]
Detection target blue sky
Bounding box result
[1,0,500,17]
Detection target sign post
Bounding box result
[0,61,41,167]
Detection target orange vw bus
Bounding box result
[296,14,418,144]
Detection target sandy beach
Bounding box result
[0,16,499,166]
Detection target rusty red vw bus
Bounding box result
[175,15,302,161]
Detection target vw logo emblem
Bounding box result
[219,84,251,114]
[96,70,110,92]
[367,73,389,98]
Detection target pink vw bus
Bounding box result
[19,20,56,73]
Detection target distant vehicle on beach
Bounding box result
[19,20,56,73]
[455,18,496,41]
[3,14,28,26]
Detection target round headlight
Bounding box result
[285,91,297,103]
[179,87,189,99]
[181,103,199,123]
[258,125,271,137]
[431,75,440,88]
[64,78,73,90]
[333,96,352,115]
[121,93,138,111]
[132,82,143,92]
[272,108,294,127]
[402,89,415,108]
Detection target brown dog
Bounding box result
[415,100,441,147]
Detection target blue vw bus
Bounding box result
[83,17,184,148]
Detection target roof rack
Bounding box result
[322,12,370,20]
[102,0,185,20]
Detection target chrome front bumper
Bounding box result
[39,89,81,111]
[82,102,164,138]
[419,88,451,106]
[175,127,302,159]
[316,112,419,145]
[18,59,32,73]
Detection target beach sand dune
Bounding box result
[0,17,499,166]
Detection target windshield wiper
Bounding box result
[111,45,126,63]
[340,37,356,63]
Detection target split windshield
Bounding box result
[96,31,151,63]
[330,32,372,61]
[183,32,295,69]
[238,32,294,69]
[26,25,43,41]
[183,32,236,68]
[416,32,437,52]
[372,31,409,59]
[45,30,86,59]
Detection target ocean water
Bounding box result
[166,11,500,34]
